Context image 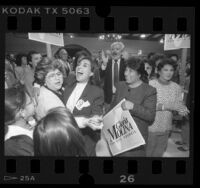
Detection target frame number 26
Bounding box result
[120,175,135,183]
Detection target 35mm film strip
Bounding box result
[0,5,195,185]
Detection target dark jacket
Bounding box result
[100,58,126,104]
[5,135,34,156]
[64,81,104,156]
[111,81,157,156]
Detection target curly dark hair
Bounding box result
[15,53,27,66]
[125,57,148,83]
[142,58,156,80]
[73,50,91,71]
[157,58,177,75]
[54,47,68,59]
[151,53,166,66]
[34,58,65,85]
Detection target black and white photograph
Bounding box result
[4,33,191,157]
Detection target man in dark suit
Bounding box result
[100,42,126,105]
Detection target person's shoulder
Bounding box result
[39,86,48,94]
[39,86,56,100]
[89,84,104,94]
[117,81,127,88]
[142,82,157,95]
[170,81,182,90]
[5,135,33,156]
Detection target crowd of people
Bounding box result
[4,41,191,157]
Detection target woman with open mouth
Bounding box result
[64,56,104,156]
[34,58,65,121]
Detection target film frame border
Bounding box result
[0,5,195,185]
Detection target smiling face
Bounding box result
[45,69,63,91]
[76,59,94,83]
[158,64,174,81]
[124,67,141,85]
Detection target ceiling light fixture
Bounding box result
[160,38,164,43]
[140,34,146,38]
[99,34,122,41]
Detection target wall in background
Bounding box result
[6,33,165,57]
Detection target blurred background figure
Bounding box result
[14,53,28,84]
[100,42,126,107]
[143,58,156,82]
[54,47,71,78]
[33,107,87,156]
[150,53,166,75]
[122,50,130,60]
[176,58,191,152]
[5,57,18,89]
[25,51,42,97]
[169,54,180,84]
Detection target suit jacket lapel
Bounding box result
[78,82,90,100]
[72,82,90,114]
[119,58,125,80]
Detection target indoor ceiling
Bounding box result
[12,33,164,42]
[64,33,164,41]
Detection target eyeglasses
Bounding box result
[46,72,63,80]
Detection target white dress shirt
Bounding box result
[101,58,121,93]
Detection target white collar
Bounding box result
[5,125,33,141]
[112,58,120,64]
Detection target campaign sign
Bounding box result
[102,99,145,156]
[28,33,64,46]
[164,34,190,50]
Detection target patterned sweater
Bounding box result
[149,79,184,132]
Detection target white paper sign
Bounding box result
[28,33,64,46]
[102,99,145,156]
[164,34,190,51]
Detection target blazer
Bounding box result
[100,58,126,104]
[111,81,157,143]
[64,82,104,118]
[64,82,104,156]
[35,86,65,120]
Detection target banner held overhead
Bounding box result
[28,33,64,46]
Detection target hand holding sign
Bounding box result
[121,100,134,111]
[102,99,145,156]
